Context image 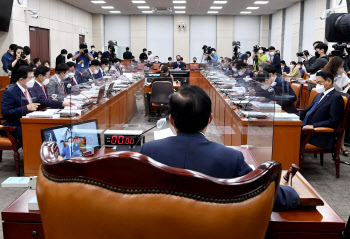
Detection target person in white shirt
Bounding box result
[147,51,154,63]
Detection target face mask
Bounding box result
[26,78,35,88]
[10,51,14,55]
[155,59,159,62]
[261,84,269,90]
[212,51,216,54]
[337,68,344,75]
[63,55,66,58]
[68,72,75,78]
[63,74,69,80]
[297,65,302,69]
[104,67,109,72]
[92,48,95,51]
[315,51,320,58]
[177,59,180,62]
[238,71,244,76]
[258,50,263,54]
[42,77,50,86]
[290,65,295,69]
[315,84,325,93]
[193,60,197,63]
[270,52,275,56]
[94,69,99,74]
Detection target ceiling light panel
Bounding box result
[208,11,219,13]
[91,1,106,3]
[138,6,150,9]
[174,6,186,9]
[247,7,259,9]
[101,6,114,9]
[213,1,227,4]
[210,6,222,9]
[175,11,186,13]
[240,11,252,14]
[110,11,121,13]
[132,1,146,3]
[254,1,269,4]
[173,1,186,3]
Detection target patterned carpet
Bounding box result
[1,102,350,238]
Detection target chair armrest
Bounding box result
[0,125,16,132]
[314,127,334,133]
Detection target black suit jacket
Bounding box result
[123,51,132,60]
[300,89,344,149]
[271,54,281,74]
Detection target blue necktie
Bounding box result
[302,93,324,126]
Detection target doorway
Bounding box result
[79,35,85,45]
[29,27,50,63]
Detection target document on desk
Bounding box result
[59,109,82,116]
[154,128,175,140]
[1,177,30,187]
[271,113,300,121]
[26,111,57,118]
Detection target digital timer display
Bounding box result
[104,130,145,148]
[107,135,137,145]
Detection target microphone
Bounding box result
[131,118,167,149]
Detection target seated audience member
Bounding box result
[300,70,344,149]
[297,62,305,78]
[28,65,72,109]
[281,60,290,74]
[123,47,132,60]
[284,61,301,78]
[167,57,173,64]
[46,63,69,101]
[131,56,138,68]
[100,59,110,76]
[303,43,329,75]
[110,58,123,79]
[56,49,67,67]
[258,64,297,113]
[140,85,300,212]
[222,58,233,75]
[33,58,41,70]
[173,55,185,70]
[96,51,103,62]
[151,65,174,87]
[239,51,251,64]
[236,62,254,78]
[81,60,101,83]
[60,137,82,159]
[193,57,198,63]
[43,61,50,68]
[66,53,74,63]
[1,66,40,139]
[154,56,161,64]
[64,62,80,94]
[323,56,350,92]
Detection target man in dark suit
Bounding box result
[1,66,40,138]
[28,65,73,109]
[259,64,297,113]
[173,55,185,69]
[300,70,344,149]
[123,47,132,60]
[81,60,101,83]
[280,60,290,74]
[267,46,281,74]
[90,45,98,59]
[139,48,148,63]
[141,85,300,212]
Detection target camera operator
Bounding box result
[102,45,115,61]
[253,47,267,71]
[307,41,324,65]
[8,46,30,84]
[72,43,94,73]
[239,51,251,65]
[302,43,329,75]
[205,48,218,66]
[266,46,281,74]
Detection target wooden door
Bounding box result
[79,35,85,45]
[29,27,50,63]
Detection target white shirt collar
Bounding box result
[16,82,27,94]
[323,87,334,96]
[35,80,43,87]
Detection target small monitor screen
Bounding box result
[147,73,160,77]
[41,120,101,159]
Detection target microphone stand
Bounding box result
[130,125,157,150]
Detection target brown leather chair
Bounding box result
[152,63,161,71]
[0,124,22,176]
[189,63,200,70]
[299,96,350,178]
[291,83,301,107]
[307,88,319,107]
[37,142,281,239]
[122,60,131,70]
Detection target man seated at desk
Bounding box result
[60,137,82,159]
[300,70,344,149]
[173,55,185,70]
[257,64,298,113]
[1,66,40,139]
[150,65,174,87]
[140,85,300,212]
[46,63,69,101]
[81,60,101,83]
[236,62,254,78]
[28,65,73,109]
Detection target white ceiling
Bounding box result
[60,0,302,15]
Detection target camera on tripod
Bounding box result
[202,45,212,54]
[232,41,241,59]
[296,50,310,57]
[253,45,260,53]
[331,43,350,58]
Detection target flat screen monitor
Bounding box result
[0,0,13,32]
[41,120,101,159]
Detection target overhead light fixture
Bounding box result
[173,1,186,3]
[110,10,121,13]
[175,11,186,13]
[142,10,153,13]
[138,6,150,9]
[240,11,252,14]
[210,6,222,9]
[213,1,227,4]
[254,1,269,4]
[101,6,114,9]
[91,1,106,3]
[247,7,259,9]
[174,6,186,9]
[208,11,219,13]
[132,1,146,3]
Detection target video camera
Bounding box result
[331,43,350,58]
[232,41,241,60]
[253,45,260,53]
[79,43,89,56]
[296,50,310,57]
[202,45,212,54]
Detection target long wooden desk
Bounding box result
[2,146,344,239]
[190,71,302,170]
[21,79,144,176]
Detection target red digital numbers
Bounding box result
[111,136,134,145]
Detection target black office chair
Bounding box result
[149,81,173,122]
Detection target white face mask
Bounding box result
[91,48,95,51]
[315,84,325,93]
[337,68,344,75]
[104,67,109,72]
[68,72,75,78]
[270,52,275,56]
[26,78,35,88]
[238,71,244,76]
[297,65,302,69]
[94,69,99,74]
[290,65,295,69]
[63,74,69,80]
[258,50,263,54]
[63,55,66,58]
[155,59,159,62]
[10,51,14,55]
[261,84,269,90]
[42,77,50,86]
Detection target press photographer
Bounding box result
[239,51,251,65]
[302,43,328,75]
[8,46,31,84]
[203,45,218,66]
[253,46,267,71]
[72,43,94,73]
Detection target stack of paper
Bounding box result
[59,109,82,116]
[154,128,175,140]
[26,111,56,118]
[257,103,282,109]
[271,113,300,121]
[1,177,30,187]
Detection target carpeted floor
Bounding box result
[1,103,350,238]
